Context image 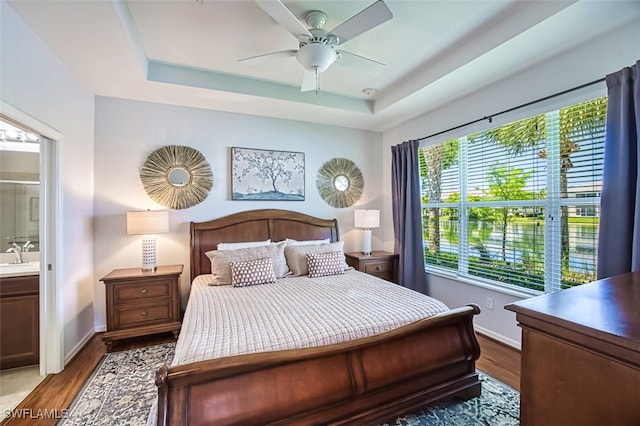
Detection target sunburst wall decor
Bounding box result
[316,157,364,208]
[140,145,213,210]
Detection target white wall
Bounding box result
[93,96,382,329]
[381,19,640,348]
[1,1,95,360]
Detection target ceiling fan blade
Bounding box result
[255,0,312,40]
[301,69,317,92]
[328,0,392,45]
[336,50,385,76]
[239,49,297,65]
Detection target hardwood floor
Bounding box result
[1,334,103,426]
[476,334,521,391]
[1,332,519,425]
[1,333,174,426]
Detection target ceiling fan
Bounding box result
[240,0,393,92]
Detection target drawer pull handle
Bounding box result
[141,288,148,295]
[376,266,381,270]
[141,310,148,317]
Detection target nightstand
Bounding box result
[101,264,183,351]
[345,251,398,283]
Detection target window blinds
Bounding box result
[420,97,606,293]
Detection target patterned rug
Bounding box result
[61,342,519,425]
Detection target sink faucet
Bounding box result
[23,241,35,252]
[6,243,24,264]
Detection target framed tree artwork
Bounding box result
[231,147,305,201]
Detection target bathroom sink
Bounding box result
[0,262,40,277]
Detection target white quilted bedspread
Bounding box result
[172,270,449,367]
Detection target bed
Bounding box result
[153,209,481,425]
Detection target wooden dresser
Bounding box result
[506,272,640,426]
[345,251,398,283]
[101,264,183,351]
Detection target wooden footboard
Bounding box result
[155,304,481,426]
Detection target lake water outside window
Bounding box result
[420,97,606,293]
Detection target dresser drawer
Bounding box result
[113,278,172,304]
[113,302,172,329]
[363,261,392,275]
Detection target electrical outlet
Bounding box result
[486,297,494,310]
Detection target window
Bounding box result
[420,97,606,293]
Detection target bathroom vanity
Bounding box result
[0,263,40,369]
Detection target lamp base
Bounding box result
[361,229,373,256]
[141,237,157,271]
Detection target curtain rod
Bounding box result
[418,77,606,141]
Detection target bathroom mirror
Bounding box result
[0,181,40,252]
[140,145,213,210]
[316,158,364,208]
[0,147,40,252]
[0,122,41,253]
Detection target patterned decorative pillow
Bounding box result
[229,257,277,287]
[284,241,348,276]
[306,251,345,278]
[206,241,289,285]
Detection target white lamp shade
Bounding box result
[354,210,380,229]
[127,210,169,235]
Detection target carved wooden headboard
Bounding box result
[190,209,340,281]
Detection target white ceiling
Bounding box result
[7,0,640,131]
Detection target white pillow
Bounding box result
[284,241,349,276]
[217,239,271,250]
[206,241,289,285]
[284,238,330,246]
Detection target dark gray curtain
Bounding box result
[391,140,428,293]
[597,60,640,279]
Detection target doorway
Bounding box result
[0,119,43,412]
[0,107,62,413]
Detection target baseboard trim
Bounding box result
[475,326,521,351]
[64,328,96,365]
[95,325,106,333]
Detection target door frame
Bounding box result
[1,100,63,374]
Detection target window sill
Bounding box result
[425,267,541,299]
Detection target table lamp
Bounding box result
[354,209,379,256]
[126,210,169,271]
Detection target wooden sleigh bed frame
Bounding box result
[155,209,481,425]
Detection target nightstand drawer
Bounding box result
[114,302,172,329]
[113,279,172,303]
[363,262,392,275]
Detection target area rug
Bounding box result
[60,343,175,426]
[61,342,519,425]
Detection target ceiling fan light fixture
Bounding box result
[296,43,337,73]
[250,0,393,92]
